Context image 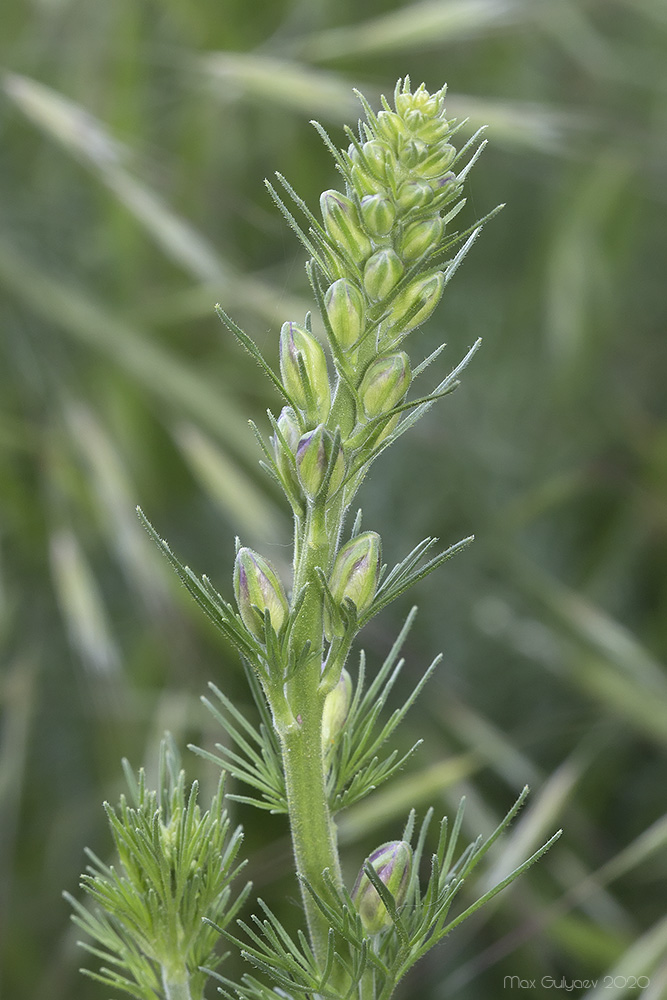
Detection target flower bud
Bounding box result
[404,108,426,132]
[279,322,331,423]
[415,117,451,144]
[417,144,457,179]
[350,164,382,198]
[395,179,433,213]
[396,83,443,119]
[233,547,289,640]
[324,279,365,350]
[359,194,396,239]
[430,172,461,206]
[363,248,404,301]
[384,271,444,339]
[398,138,427,169]
[273,406,302,494]
[295,424,345,500]
[375,110,404,145]
[326,531,381,635]
[359,353,411,419]
[397,216,443,262]
[320,190,372,264]
[352,840,413,935]
[361,140,392,181]
[321,669,352,751]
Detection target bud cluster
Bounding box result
[236,83,470,653]
[269,81,467,519]
[319,79,463,359]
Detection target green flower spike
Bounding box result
[120,78,561,1000]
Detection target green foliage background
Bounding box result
[1,1,666,997]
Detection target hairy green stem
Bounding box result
[278,501,344,963]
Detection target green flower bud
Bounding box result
[375,110,404,145]
[404,108,426,132]
[395,179,433,213]
[359,194,396,238]
[324,279,365,350]
[397,216,443,261]
[321,669,352,752]
[352,840,413,935]
[415,117,451,144]
[327,531,381,631]
[279,322,331,423]
[320,190,372,264]
[233,547,289,640]
[359,353,411,419]
[363,248,404,301]
[295,424,345,500]
[361,140,392,180]
[417,144,457,179]
[398,137,427,169]
[384,271,444,340]
[351,166,382,198]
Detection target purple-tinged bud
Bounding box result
[359,194,396,239]
[397,216,443,262]
[384,271,444,340]
[279,322,331,423]
[417,144,457,179]
[324,279,365,350]
[320,190,372,264]
[295,424,345,500]
[430,172,461,206]
[321,669,353,751]
[233,547,289,640]
[363,248,404,302]
[359,353,411,419]
[326,531,381,635]
[395,179,433,214]
[352,840,413,935]
[273,406,302,493]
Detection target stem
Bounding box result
[279,501,344,964]
[279,710,342,960]
[161,965,193,1000]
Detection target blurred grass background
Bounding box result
[1,0,667,997]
